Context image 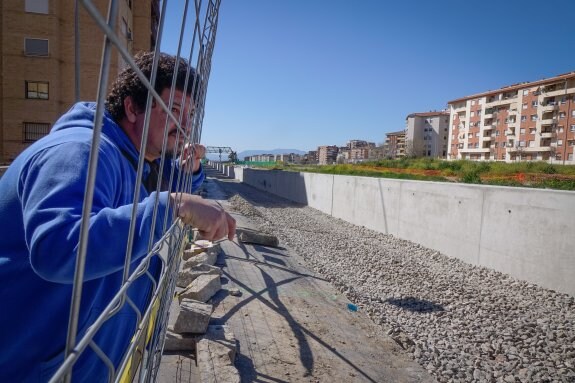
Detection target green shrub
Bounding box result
[461,170,482,184]
[541,164,557,174]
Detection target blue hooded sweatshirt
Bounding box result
[0,102,205,382]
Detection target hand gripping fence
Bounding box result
[48,0,221,382]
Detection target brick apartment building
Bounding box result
[318,145,338,165]
[447,71,575,163]
[405,111,450,158]
[0,0,160,163]
[384,130,406,158]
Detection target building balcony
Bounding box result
[483,125,494,130]
[541,104,559,113]
[482,136,493,141]
[459,147,490,153]
[524,146,543,152]
[541,132,554,139]
[543,86,575,98]
[508,109,518,116]
[485,97,518,108]
[540,118,557,125]
[506,121,518,127]
[483,113,493,119]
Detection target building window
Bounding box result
[531,100,538,107]
[529,128,536,134]
[570,125,575,132]
[556,154,562,161]
[25,0,49,14]
[23,122,50,142]
[523,90,529,96]
[572,110,575,117]
[521,116,527,122]
[25,81,49,99]
[557,139,563,146]
[558,126,564,133]
[531,115,538,121]
[569,153,574,161]
[522,103,527,109]
[559,112,566,119]
[520,128,526,134]
[24,38,49,56]
[528,140,535,147]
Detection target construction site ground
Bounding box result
[158,167,434,383]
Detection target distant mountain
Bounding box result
[206,148,306,161]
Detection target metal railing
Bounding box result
[49,0,221,381]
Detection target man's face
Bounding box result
[143,88,193,161]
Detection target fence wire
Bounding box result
[48,0,221,381]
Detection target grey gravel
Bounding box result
[224,187,575,383]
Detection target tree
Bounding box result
[228,151,237,163]
[404,140,425,158]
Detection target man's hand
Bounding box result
[170,193,236,241]
[180,143,205,173]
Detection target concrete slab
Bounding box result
[172,299,213,334]
[181,251,217,269]
[178,274,221,303]
[197,325,239,383]
[177,264,221,288]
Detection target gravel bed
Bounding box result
[221,182,575,383]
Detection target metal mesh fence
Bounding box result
[48,0,221,381]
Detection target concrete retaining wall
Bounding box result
[214,164,575,297]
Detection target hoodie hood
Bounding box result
[52,102,140,163]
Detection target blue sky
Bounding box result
[161,0,575,153]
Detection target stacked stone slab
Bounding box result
[163,239,238,382]
[178,274,222,303]
[177,263,222,288]
[173,299,213,334]
[164,245,224,352]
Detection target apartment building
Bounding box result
[304,150,318,164]
[0,0,160,163]
[384,130,406,158]
[347,139,375,149]
[405,111,449,158]
[318,145,338,165]
[447,71,575,163]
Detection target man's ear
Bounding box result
[123,96,138,124]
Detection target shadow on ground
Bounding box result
[385,297,444,313]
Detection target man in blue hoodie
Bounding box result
[0,52,235,381]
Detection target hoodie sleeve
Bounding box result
[18,141,173,284]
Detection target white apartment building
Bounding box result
[405,112,450,158]
[447,71,575,163]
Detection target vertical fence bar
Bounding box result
[63,1,118,382]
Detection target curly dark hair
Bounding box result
[105,51,199,122]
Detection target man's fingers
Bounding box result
[227,214,236,241]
